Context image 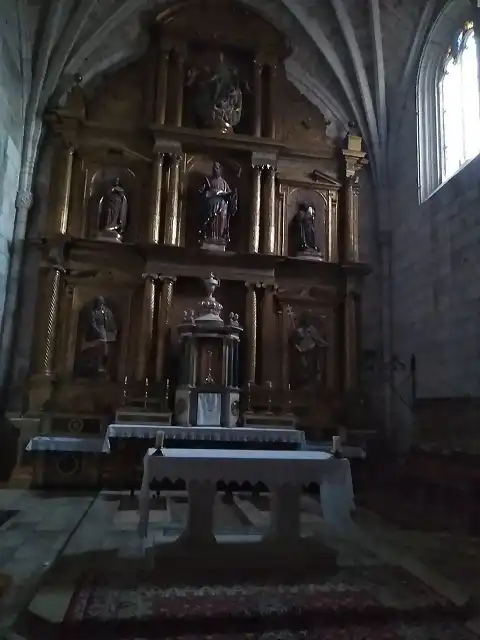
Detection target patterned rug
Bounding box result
[56,565,475,639]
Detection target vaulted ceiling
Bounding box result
[17,0,449,189]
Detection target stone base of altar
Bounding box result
[27,436,104,489]
[144,537,338,581]
[115,408,172,426]
[243,412,297,429]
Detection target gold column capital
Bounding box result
[141,272,160,282]
[342,148,367,179]
[159,275,177,284]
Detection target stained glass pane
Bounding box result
[440,29,480,182]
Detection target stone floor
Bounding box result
[0,488,478,637]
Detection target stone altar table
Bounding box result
[138,448,355,547]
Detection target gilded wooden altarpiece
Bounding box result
[17,0,369,438]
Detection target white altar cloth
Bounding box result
[26,436,104,453]
[103,424,305,452]
[138,448,355,546]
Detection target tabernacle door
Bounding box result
[197,392,222,426]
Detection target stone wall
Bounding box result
[0,0,23,336]
[390,90,480,402]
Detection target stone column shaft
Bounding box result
[268,64,277,139]
[261,284,277,384]
[253,60,263,137]
[245,283,258,383]
[156,48,170,125]
[136,274,157,381]
[164,154,182,246]
[173,48,186,127]
[149,153,165,243]
[344,290,359,391]
[262,166,276,254]
[155,276,176,381]
[249,164,262,253]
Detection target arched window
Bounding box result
[417,1,480,201]
[439,21,480,182]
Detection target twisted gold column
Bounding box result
[155,276,176,381]
[245,283,258,383]
[156,46,170,125]
[253,59,263,137]
[327,189,339,262]
[149,153,165,243]
[164,154,182,246]
[43,266,64,375]
[136,273,157,381]
[173,47,186,127]
[55,145,74,234]
[262,166,276,254]
[249,164,262,253]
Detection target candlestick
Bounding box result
[265,380,273,414]
[286,383,293,415]
[122,376,128,406]
[332,435,342,457]
[164,378,170,411]
[155,430,165,449]
[246,380,253,413]
[144,377,149,408]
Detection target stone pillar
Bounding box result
[54,144,74,234]
[155,276,176,382]
[262,165,276,255]
[342,134,366,262]
[261,284,277,384]
[267,62,278,139]
[173,47,187,127]
[249,163,262,253]
[155,45,170,125]
[344,279,361,392]
[245,283,259,383]
[253,58,263,137]
[164,153,183,246]
[327,189,339,262]
[136,273,158,382]
[149,153,165,243]
[42,264,65,376]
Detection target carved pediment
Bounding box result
[156,0,285,54]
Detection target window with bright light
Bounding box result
[439,21,480,182]
[417,1,480,202]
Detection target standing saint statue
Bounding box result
[199,161,238,248]
[77,296,118,376]
[97,178,128,242]
[292,203,322,257]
